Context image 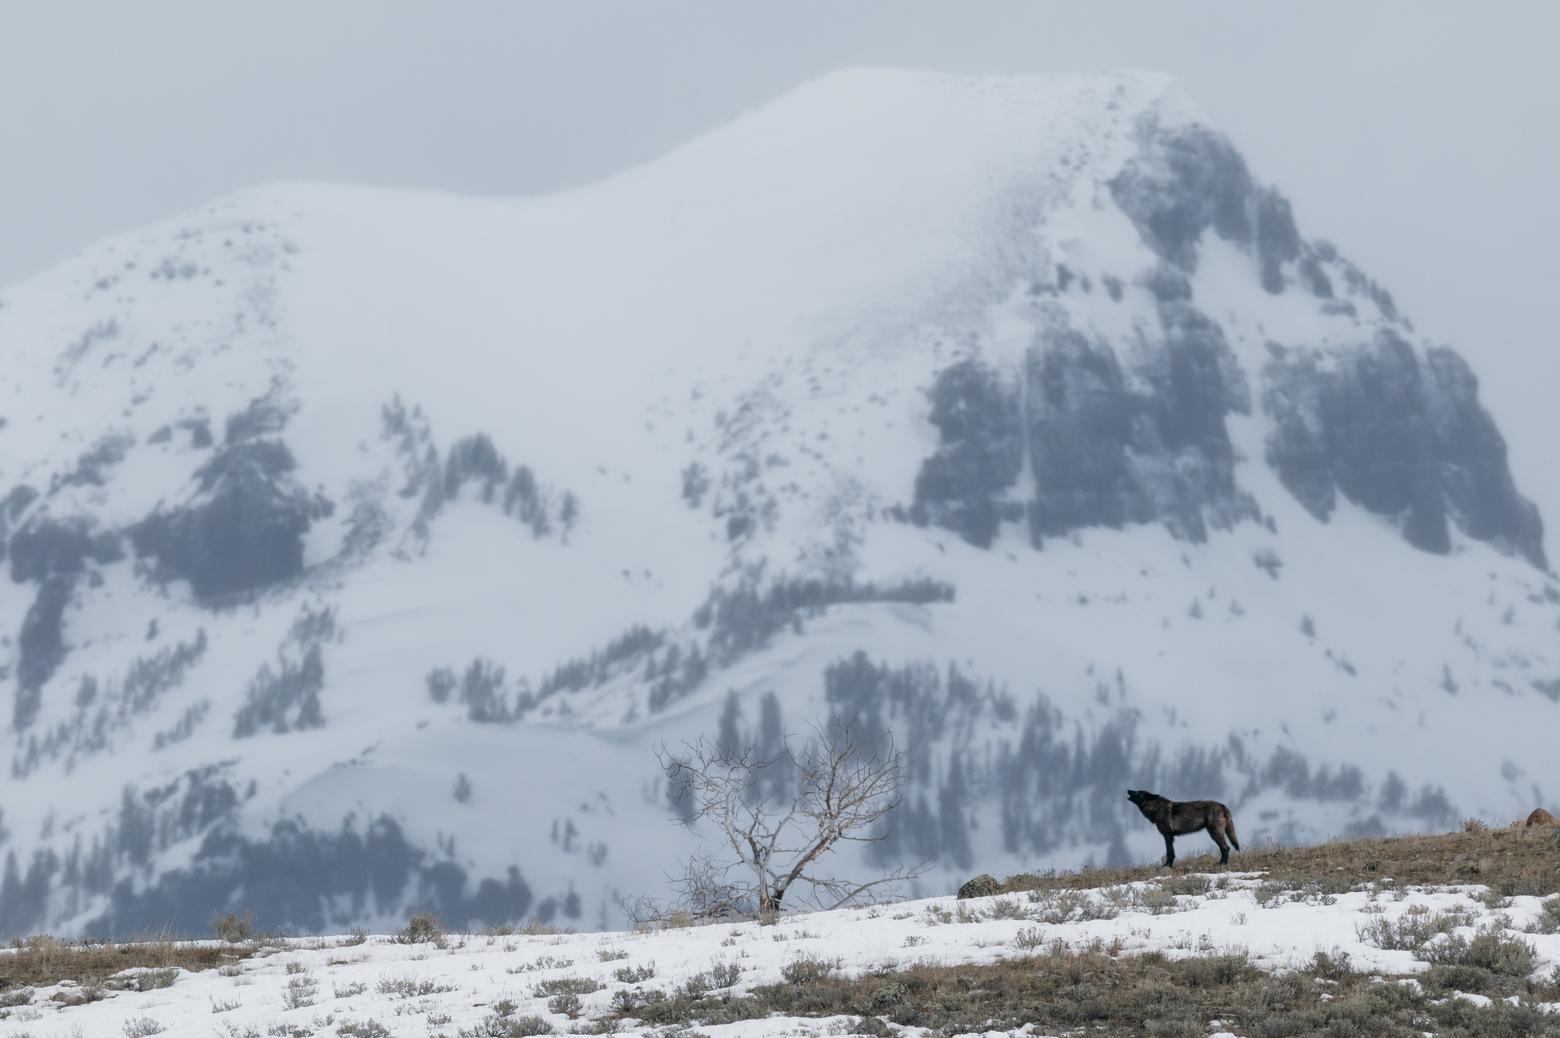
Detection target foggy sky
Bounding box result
[3,1,1556,549]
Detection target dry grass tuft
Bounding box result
[0,933,253,990]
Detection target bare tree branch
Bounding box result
[655,715,912,920]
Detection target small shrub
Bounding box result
[1032,889,1120,924]
[50,980,107,1005]
[337,1022,392,1038]
[0,986,32,1007]
[1473,888,1512,910]
[612,963,656,983]
[983,897,1028,920]
[1417,932,1538,978]
[1013,927,1048,951]
[868,980,909,1010]
[123,1018,165,1038]
[334,981,367,998]
[596,947,630,962]
[1310,949,1354,980]
[508,955,574,974]
[212,911,254,943]
[779,954,842,984]
[703,960,743,988]
[376,975,456,998]
[548,991,584,1018]
[680,971,710,999]
[1177,953,1248,988]
[1531,895,1560,935]
[609,988,647,1014]
[283,973,318,1009]
[1159,874,1212,897]
[396,911,443,945]
[131,967,178,991]
[1355,905,1476,950]
[531,976,602,999]
[463,1014,553,1037]
[1135,887,1182,915]
[922,904,954,924]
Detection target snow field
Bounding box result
[4,874,1557,1037]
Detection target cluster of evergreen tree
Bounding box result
[133,406,332,602]
[396,421,579,544]
[11,628,209,779]
[6,511,125,728]
[426,658,517,723]
[232,604,335,738]
[692,572,954,669]
[806,652,1462,870]
[75,813,555,938]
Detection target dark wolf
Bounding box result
[1126,789,1240,866]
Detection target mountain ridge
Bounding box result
[0,68,1554,938]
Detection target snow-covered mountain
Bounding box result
[1,68,1554,938]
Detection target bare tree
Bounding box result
[657,717,922,919]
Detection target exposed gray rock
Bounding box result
[1025,313,1254,544]
[1111,123,1256,271]
[1111,122,1304,297]
[1263,334,1545,567]
[1025,329,1143,537]
[910,359,1024,547]
[957,873,1000,899]
[1253,187,1302,294]
[1423,347,1545,566]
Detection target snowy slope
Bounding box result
[0,68,1556,937]
[3,874,1558,1037]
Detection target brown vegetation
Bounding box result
[0,934,253,991]
[997,825,1560,899]
[616,942,1560,1037]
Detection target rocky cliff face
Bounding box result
[913,119,1543,571]
[1265,336,1544,567]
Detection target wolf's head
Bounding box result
[1125,789,1163,816]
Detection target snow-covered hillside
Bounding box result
[0,67,1555,937]
[3,868,1559,1037]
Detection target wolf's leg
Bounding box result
[1163,833,1176,867]
[1210,827,1231,865]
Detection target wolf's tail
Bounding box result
[1225,812,1241,852]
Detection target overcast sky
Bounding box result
[2,1,1555,505]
